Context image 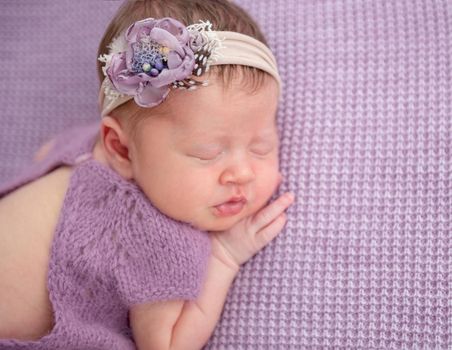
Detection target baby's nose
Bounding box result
[219,158,255,185]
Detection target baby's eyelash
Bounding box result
[195,155,217,161]
[189,151,224,162]
[188,146,274,163]
[249,145,274,156]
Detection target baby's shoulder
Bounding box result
[66,159,209,248]
[62,159,211,305]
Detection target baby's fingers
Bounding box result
[250,192,294,232]
[254,212,288,249]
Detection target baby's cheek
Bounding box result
[254,166,280,207]
[268,170,281,199]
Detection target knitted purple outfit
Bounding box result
[0,1,450,349]
[0,123,211,349]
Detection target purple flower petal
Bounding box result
[189,31,206,52]
[106,53,142,95]
[156,18,190,44]
[106,55,129,91]
[125,43,135,71]
[151,54,194,87]
[149,27,184,56]
[126,18,157,43]
[115,74,143,93]
[134,84,170,108]
[169,47,195,72]
[167,50,183,69]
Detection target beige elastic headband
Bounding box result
[213,31,281,87]
[99,21,281,117]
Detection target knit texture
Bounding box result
[0,123,211,349]
[0,1,450,349]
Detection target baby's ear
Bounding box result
[100,116,133,179]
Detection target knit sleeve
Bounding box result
[113,188,211,306]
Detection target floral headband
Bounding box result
[98,17,281,117]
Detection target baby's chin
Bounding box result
[190,209,252,232]
[192,219,241,231]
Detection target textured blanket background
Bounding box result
[0,0,450,349]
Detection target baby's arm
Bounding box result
[130,192,294,350]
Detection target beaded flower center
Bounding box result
[131,35,169,76]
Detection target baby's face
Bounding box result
[129,76,280,231]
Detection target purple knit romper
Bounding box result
[0,122,211,350]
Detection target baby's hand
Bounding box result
[209,192,295,271]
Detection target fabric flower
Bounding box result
[106,17,196,108]
[188,30,207,52]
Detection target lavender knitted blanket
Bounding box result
[0,1,450,349]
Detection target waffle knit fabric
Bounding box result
[0,123,211,349]
[0,0,450,349]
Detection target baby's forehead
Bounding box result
[138,75,279,141]
[171,121,278,144]
[172,112,277,143]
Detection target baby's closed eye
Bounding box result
[184,139,276,162]
[189,151,224,161]
[249,142,275,156]
[186,145,224,161]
